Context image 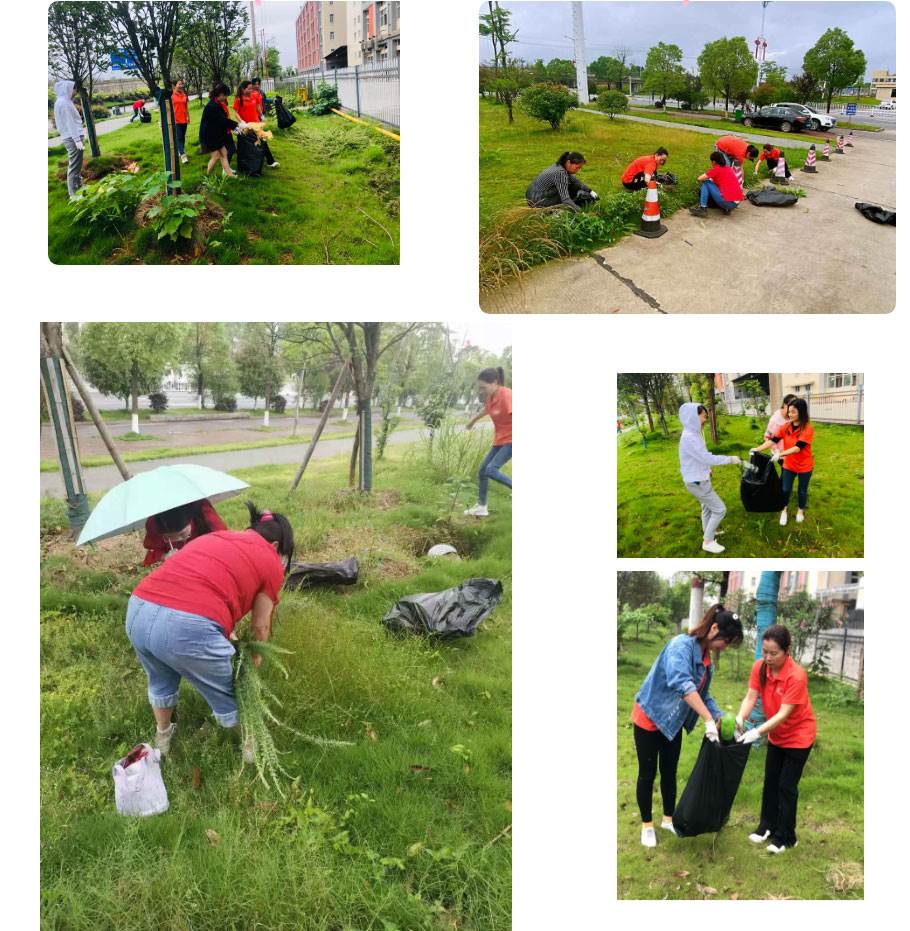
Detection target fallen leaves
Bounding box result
[431,676,444,689]
[364,722,379,742]
[695,883,718,896]
[205,829,221,847]
[191,767,202,790]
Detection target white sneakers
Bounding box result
[154,722,177,757]
[702,540,725,554]
[641,826,657,848]
[796,510,805,523]
[660,819,677,835]
[180,154,189,164]
[464,504,489,518]
[767,841,798,854]
[268,161,280,168]
[779,509,788,526]
[748,829,771,843]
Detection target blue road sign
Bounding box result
[846,103,857,115]
[110,51,137,71]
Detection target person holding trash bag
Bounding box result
[129,97,146,123]
[621,147,669,191]
[171,79,190,164]
[526,152,599,210]
[734,624,816,854]
[750,397,814,526]
[631,606,744,848]
[755,144,791,179]
[678,402,743,553]
[689,151,745,218]
[464,367,512,518]
[764,394,798,454]
[142,498,227,567]
[53,80,85,200]
[233,81,280,169]
[200,84,239,177]
[126,502,294,759]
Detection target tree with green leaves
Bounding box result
[479,2,517,72]
[182,323,235,410]
[48,1,109,157]
[595,89,628,119]
[788,71,821,104]
[79,322,184,433]
[590,55,626,89]
[642,43,686,106]
[176,1,248,89]
[520,83,576,130]
[697,36,758,112]
[544,58,576,86]
[531,58,547,83]
[678,73,709,111]
[803,28,867,113]
[617,571,666,611]
[737,378,768,416]
[491,60,531,124]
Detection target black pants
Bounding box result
[623,173,649,191]
[757,742,813,847]
[261,140,277,166]
[634,724,682,822]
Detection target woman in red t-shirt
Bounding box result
[126,502,294,759]
[751,397,815,526]
[234,81,279,168]
[464,366,512,518]
[142,498,227,567]
[735,624,816,853]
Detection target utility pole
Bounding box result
[687,574,705,630]
[250,2,259,70]
[755,1,771,84]
[571,2,589,104]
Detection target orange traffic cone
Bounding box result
[821,139,831,161]
[635,179,668,238]
[846,131,855,147]
[834,134,845,154]
[801,145,817,173]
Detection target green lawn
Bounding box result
[48,100,399,265]
[40,443,511,930]
[617,415,864,558]
[479,98,806,292]
[617,632,863,900]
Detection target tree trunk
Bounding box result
[687,576,705,631]
[130,362,140,435]
[705,374,718,443]
[348,419,361,487]
[641,390,654,432]
[79,88,101,157]
[359,398,373,492]
[751,571,782,729]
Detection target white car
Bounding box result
[774,102,836,131]
[877,101,896,111]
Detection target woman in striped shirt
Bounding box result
[526,152,599,211]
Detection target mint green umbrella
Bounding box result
[76,464,249,546]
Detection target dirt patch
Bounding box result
[825,862,863,894]
[56,156,139,183]
[399,522,486,560]
[41,531,143,578]
[134,192,226,261]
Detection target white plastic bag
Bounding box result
[113,743,169,817]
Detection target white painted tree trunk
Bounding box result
[263,409,270,427]
[131,413,140,434]
[688,576,705,630]
[396,405,401,416]
[341,406,349,422]
[198,393,204,410]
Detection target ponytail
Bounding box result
[246,501,295,573]
[688,603,744,646]
[478,366,506,387]
[556,151,586,167]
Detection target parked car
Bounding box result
[741,105,808,133]
[774,102,836,131]
[877,100,896,111]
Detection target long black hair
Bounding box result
[211,82,230,99]
[237,79,252,101]
[759,624,792,687]
[688,604,744,647]
[246,501,295,572]
[787,397,810,430]
[556,151,586,167]
[478,366,506,386]
[156,500,210,535]
[782,393,798,407]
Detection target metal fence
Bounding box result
[795,385,864,425]
[799,628,864,684]
[275,61,400,128]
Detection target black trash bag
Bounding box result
[672,737,752,837]
[854,202,895,226]
[747,186,798,207]
[236,132,266,176]
[139,107,152,124]
[382,578,503,638]
[741,451,786,513]
[275,95,297,130]
[285,557,359,591]
[655,170,677,185]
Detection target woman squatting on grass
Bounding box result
[734,624,817,854]
[751,397,815,527]
[526,152,599,211]
[464,367,512,519]
[678,402,743,554]
[200,83,239,178]
[126,502,294,761]
[631,606,744,848]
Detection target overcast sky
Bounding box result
[479,1,895,78]
[254,1,303,72]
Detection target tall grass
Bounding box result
[421,420,493,483]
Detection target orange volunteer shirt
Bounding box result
[486,386,512,446]
[622,154,658,183]
[773,421,815,473]
[171,91,189,124]
[749,656,816,748]
[716,135,752,162]
[758,147,782,163]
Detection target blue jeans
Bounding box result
[700,180,739,211]
[175,121,188,156]
[125,596,239,727]
[478,444,512,506]
[781,469,812,510]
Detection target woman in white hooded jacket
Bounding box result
[678,402,742,554]
[53,80,85,200]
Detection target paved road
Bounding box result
[40,428,426,498]
[48,96,203,147]
[482,128,895,315]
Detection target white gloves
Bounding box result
[737,728,761,745]
[704,719,719,743]
[75,139,84,151]
[590,191,599,200]
[771,449,781,462]
[749,447,758,454]
[237,120,248,130]
[729,456,742,465]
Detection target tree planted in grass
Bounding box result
[642,42,687,106]
[788,71,822,104]
[491,65,528,124]
[176,1,248,89]
[520,83,576,130]
[803,28,867,114]
[596,90,628,119]
[183,323,234,410]
[590,55,627,90]
[698,36,758,112]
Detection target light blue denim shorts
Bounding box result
[126,595,238,727]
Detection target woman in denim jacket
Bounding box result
[631,605,744,847]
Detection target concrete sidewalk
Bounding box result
[481,129,895,315]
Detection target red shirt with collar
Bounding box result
[749,655,816,748]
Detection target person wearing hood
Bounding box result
[53,80,86,200]
[678,402,743,554]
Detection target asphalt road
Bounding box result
[40,428,426,498]
[481,125,895,315]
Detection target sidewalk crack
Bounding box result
[591,254,666,313]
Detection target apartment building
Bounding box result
[726,571,864,627]
[296,1,349,72]
[350,1,400,65]
[715,372,864,425]
[870,68,896,101]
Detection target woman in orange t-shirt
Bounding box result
[171,79,190,164]
[751,397,815,527]
[464,367,512,518]
[735,624,816,853]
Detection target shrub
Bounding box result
[70,394,85,422]
[270,394,287,414]
[309,80,340,116]
[214,395,238,412]
[421,418,491,483]
[519,82,577,130]
[145,192,205,243]
[70,169,167,229]
[595,89,628,119]
[147,392,168,413]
